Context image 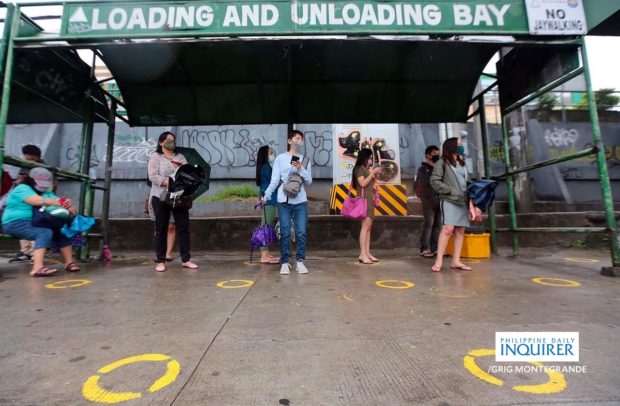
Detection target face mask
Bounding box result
[163,141,176,151]
[268,154,275,164]
[293,141,305,153]
[456,145,465,155]
[34,185,48,193]
[431,155,440,163]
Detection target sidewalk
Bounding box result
[0,248,618,405]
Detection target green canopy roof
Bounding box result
[99,38,499,125]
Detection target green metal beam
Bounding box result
[493,147,598,179]
[581,40,620,269]
[503,67,584,115]
[0,4,20,170]
[3,155,89,181]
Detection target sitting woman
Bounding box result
[2,167,79,277]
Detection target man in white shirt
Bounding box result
[262,130,312,275]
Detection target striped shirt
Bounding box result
[147,152,187,199]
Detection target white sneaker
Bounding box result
[280,264,290,275]
[296,261,308,274]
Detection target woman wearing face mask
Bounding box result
[255,145,280,264]
[2,167,79,277]
[261,130,312,275]
[148,131,198,272]
[430,137,473,273]
[351,148,382,264]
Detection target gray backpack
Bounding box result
[282,156,310,197]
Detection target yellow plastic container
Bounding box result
[446,233,491,258]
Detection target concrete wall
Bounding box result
[2,119,618,218]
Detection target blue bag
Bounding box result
[467,180,498,213]
[61,215,95,238]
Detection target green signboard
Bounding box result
[61,0,530,38]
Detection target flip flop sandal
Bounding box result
[155,263,166,272]
[182,262,199,269]
[358,259,373,264]
[421,252,435,258]
[65,262,80,272]
[370,258,380,263]
[31,267,58,277]
[260,258,280,264]
[450,265,473,271]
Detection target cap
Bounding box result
[29,167,52,190]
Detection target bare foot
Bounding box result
[182,261,199,269]
[155,263,166,272]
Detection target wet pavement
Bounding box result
[0,248,618,405]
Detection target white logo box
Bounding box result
[496,332,579,362]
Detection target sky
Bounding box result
[2,1,620,91]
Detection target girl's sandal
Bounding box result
[155,263,166,272]
[65,262,80,272]
[31,267,58,277]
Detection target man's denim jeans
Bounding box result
[277,202,308,263]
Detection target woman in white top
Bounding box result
[147,131,198,272]
[262,130,312,275]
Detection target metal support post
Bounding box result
[100,100,116,256]
[479,95,497,254]
[0,5,20,170]
[581,41,620,274]
[501,116,519,256]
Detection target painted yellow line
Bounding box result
[83,354,180,404]
[463,349,567,395]
[464,355,503,387]
[532,277,581,287]
[149,360,181,392]
[243,261,260,266]
[462,258,482,264]
[83,376,141,404]
[375,280,415,289]
[45,279,91,289]
[513,361,567,394]
[564,257,599,263]
[216,279,254,289]
[341,294,354,302]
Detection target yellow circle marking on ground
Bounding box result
[462,259,482,264]
[45,279,91,289]
[82,353,180,404]
[532,277,581,287]
[216,279,254,289]
[564,257,599,263]
[243,261,260,266]
[463,349,567,394]
[375,280,415,289]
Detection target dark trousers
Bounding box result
[420,198,441,253]
[152,196,191,263]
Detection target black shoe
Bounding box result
[9,252,32,263]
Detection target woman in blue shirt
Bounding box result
[2,168,79,277]
[256,145,279,264]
